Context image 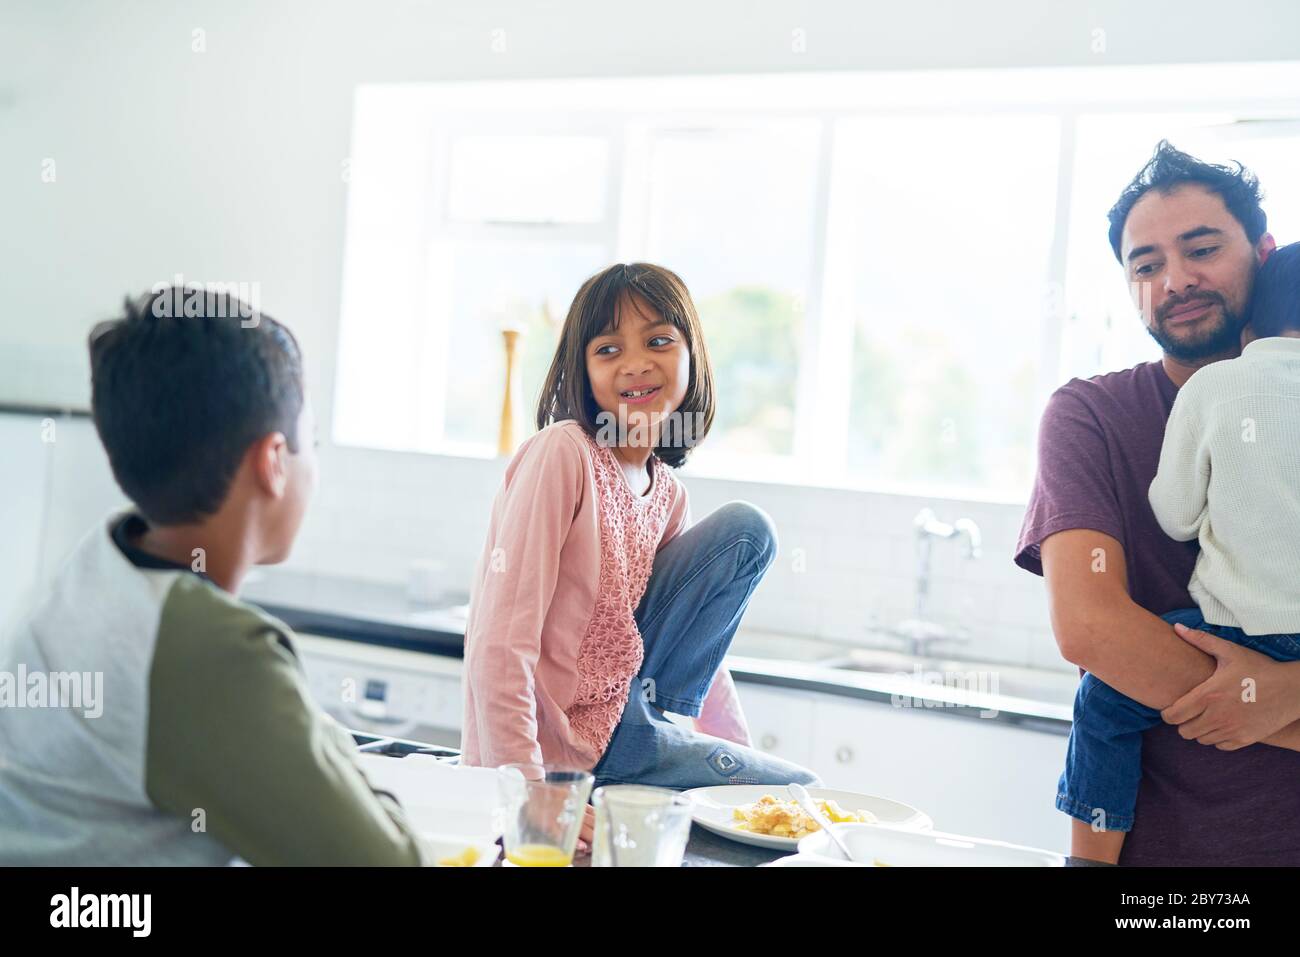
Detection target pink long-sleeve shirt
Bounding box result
[460,420,752,771]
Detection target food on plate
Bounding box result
[731,794,877,839]
[436,846,481,867]
[505,844,571,867]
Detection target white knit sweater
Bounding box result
[1149,336,1300,635]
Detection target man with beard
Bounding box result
[1016,141,1300,865]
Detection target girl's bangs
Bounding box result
[586,280,690,343]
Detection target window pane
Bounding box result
[1065,114,1234,381]
[837,115,1061,494]
[447,134,609,224]
[1068,116,1300,386]
[1206,125,1300,241]
[643,122,822,457]
[429,239,607,451]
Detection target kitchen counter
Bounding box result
[652,828,1105,867]
[652,828,1108,866]
[354,734,1102,867]
[579,825,795,867]
[245,569,1073,734]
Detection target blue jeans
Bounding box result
[1057,607,1300,831]
[591,502,823,791]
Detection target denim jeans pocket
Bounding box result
[1248,632,1300,660]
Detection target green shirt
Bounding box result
[0,511,436,865]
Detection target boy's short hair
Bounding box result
[1249,242,1300,339]
[89,287,304,525]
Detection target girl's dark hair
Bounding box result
[1249,242,1300,339]
[535,262,715,468]
[1108,140,1267,263]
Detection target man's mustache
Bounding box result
[1156,291,1223,323]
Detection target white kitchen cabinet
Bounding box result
[734,682,817,770]
[808,695,1070,853]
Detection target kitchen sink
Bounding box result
[727,631,850,663]
[729,630,1080,708]
[816,648,1079,706]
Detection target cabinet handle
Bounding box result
[760,734,778,750]
[835,745,854,764]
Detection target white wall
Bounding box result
[285,438,1063,669]
[5,1,1297,665]
[0,414,129,625]
[5,0,1300,411]
[0,415,51,630]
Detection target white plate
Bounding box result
[683,785,933,851]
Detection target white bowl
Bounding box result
[798,823,1064,867]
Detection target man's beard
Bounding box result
[1145,291,1245,363]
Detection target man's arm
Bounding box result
[1043,528,1300,752]
[1262,723,1300,751]
[1042,528,1212,709]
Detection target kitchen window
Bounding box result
[332,66,1300,501]
[641,120,822,461]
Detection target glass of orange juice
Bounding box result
[497,764,593,867]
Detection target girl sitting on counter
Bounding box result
[459,262,821,834]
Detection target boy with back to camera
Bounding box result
[0,287,444,865]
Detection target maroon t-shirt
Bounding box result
[1017,359,1300,865]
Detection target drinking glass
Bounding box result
[497,764,593,867]
[590,785,693,867]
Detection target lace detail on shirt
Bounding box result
[566,437,676,755]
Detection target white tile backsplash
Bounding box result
[255,443,1070,670]
[4,412,1068,673]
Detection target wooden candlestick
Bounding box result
[498,327,522,456]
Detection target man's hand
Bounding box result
[1162,623,1300,750]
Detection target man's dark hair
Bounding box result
[1249,242,1300,339]
[89,286,304,525]
[1107,140,1267,263]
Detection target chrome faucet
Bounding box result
[900,508,983,655]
